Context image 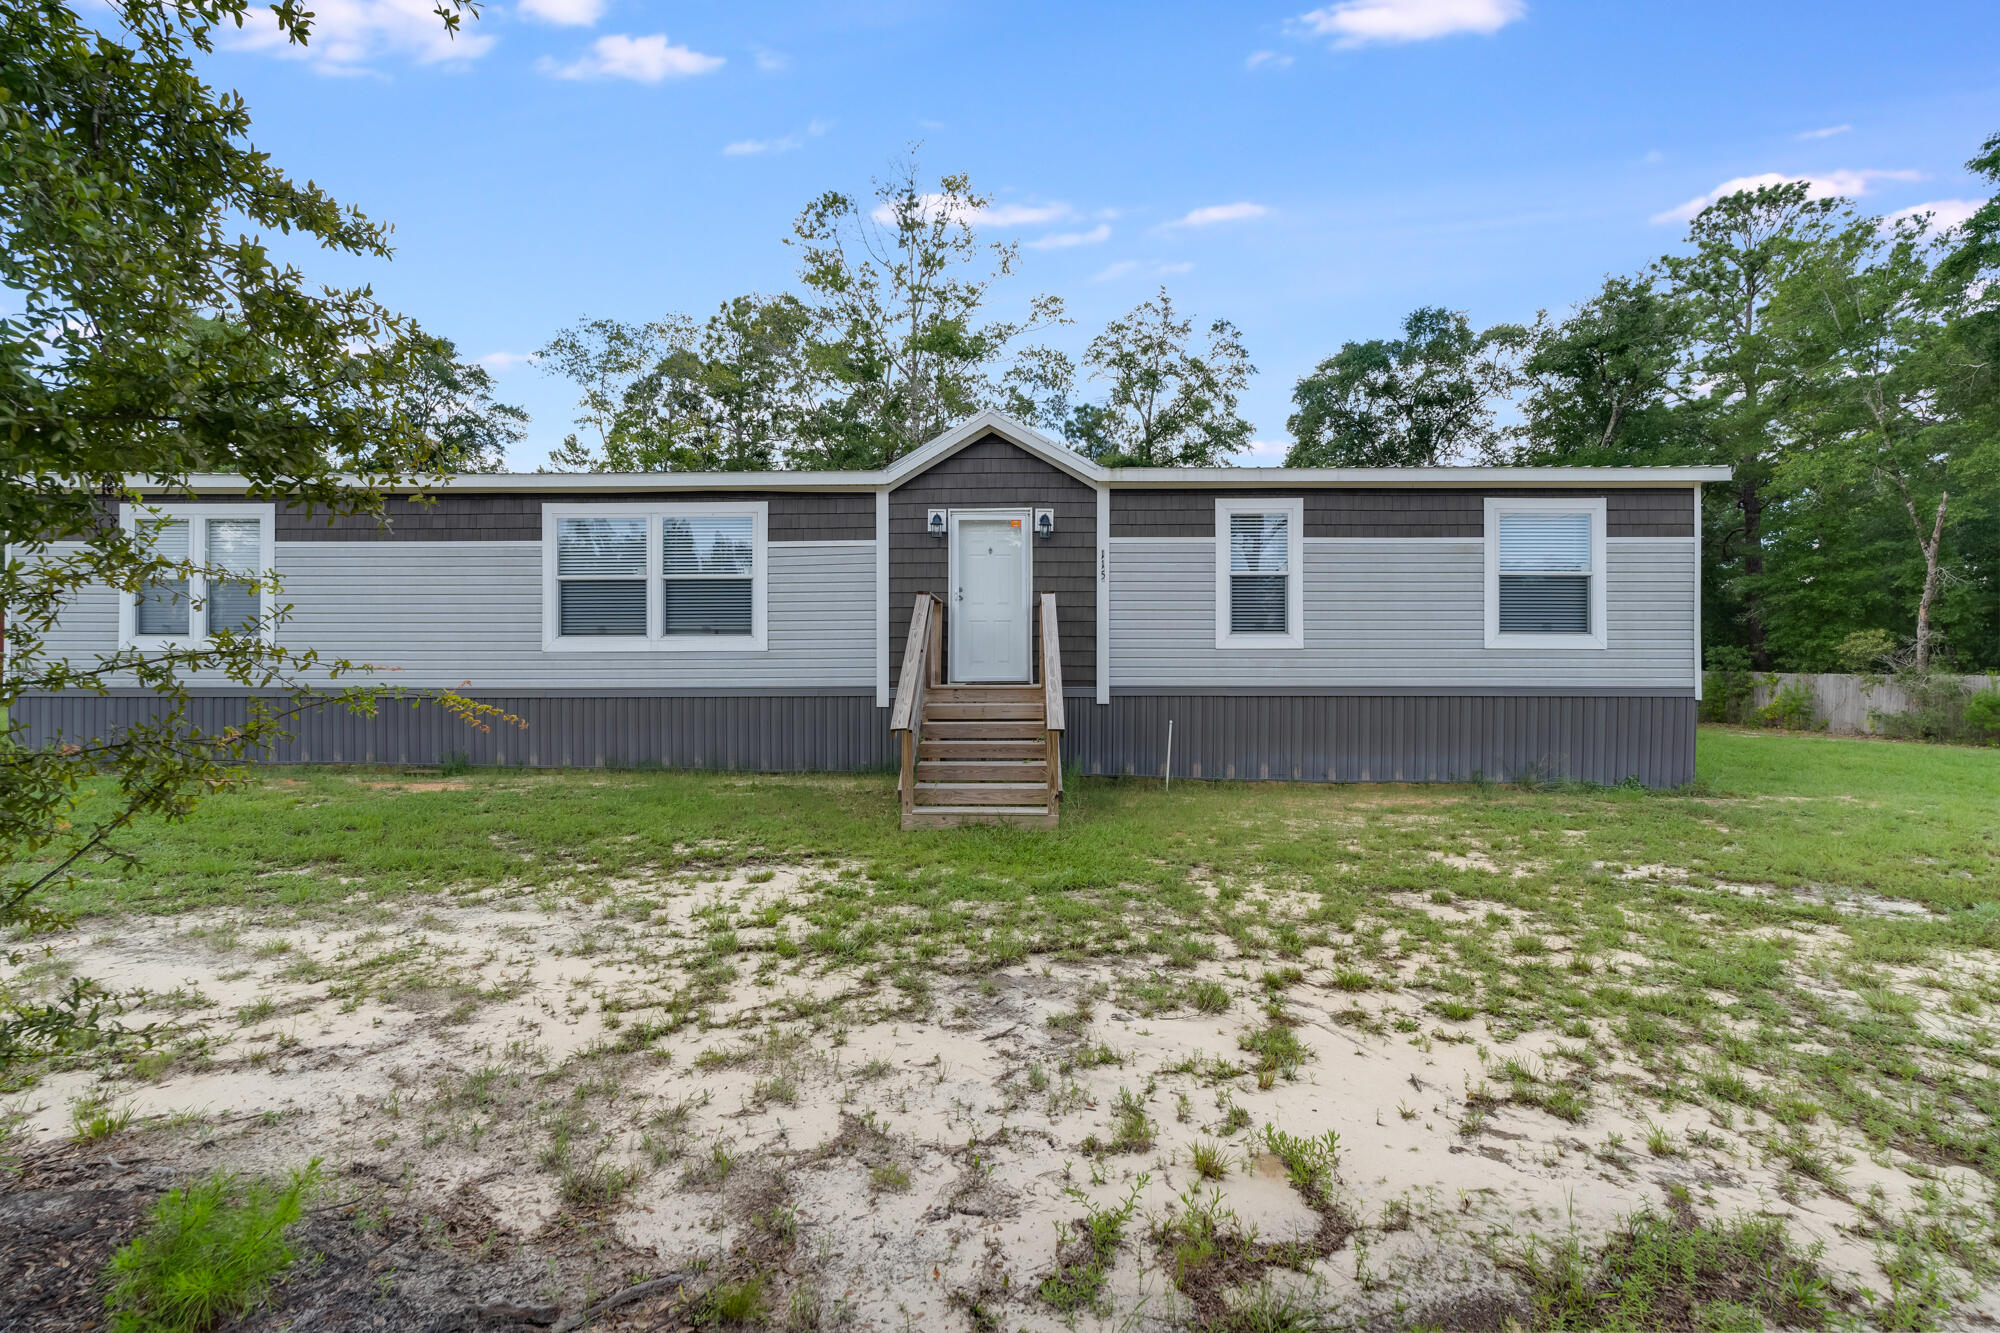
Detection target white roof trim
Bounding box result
[878,408,1106,487]
[128,411,1732,493]
[1109,465,1732,487]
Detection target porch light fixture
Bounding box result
[1034,508,1055,540]
[926,509,947,539]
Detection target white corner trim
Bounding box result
[1482,496,1608,652]
[876,489,890,708]
[1692,483,1704,699]
[1214,496,1305,651]
[540,500,768,654]
[118,500,278,650]
[1096,485,1110,705]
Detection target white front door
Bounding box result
[950,512,1031,682]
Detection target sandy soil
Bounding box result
[6,866,1997,1331]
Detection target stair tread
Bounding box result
[907,806,1053,815]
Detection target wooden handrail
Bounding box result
[1040,593,1063,804]
[1040,593,1064,732]
[889,593,938,733]
[891,592,942,815]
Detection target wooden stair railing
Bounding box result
[889,592,943,823]
[891,591,1063,830]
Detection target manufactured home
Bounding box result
[18,412,1728,827]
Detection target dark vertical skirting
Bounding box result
[13,692,1694,786]
[1061,694,1697,788]
[10,693,898,773]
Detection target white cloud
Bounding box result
[1245,49,1294,69]
[1243,438,1292,464]
[725,135,799,156]
[1092,259,1197,283]
[517,0,602,26]
[723,122,826,156]
[1885,198,1982,232]
[227,0,495,71]
[1290,0,1525,47]
[869,195,1073,228]
[1027,224,1112,249]
[1796,124,1852,140]
[542,33,724,82]
[1164,202,1271,228]
[1649,168,1921,225]
[476,351,535,370]
[754,48,790,71]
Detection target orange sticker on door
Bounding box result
[1009,519,1021,527]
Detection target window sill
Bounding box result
[543,635,769,654]
[1483,632,1608,651]
[1215,631,1305,651]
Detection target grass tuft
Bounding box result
[103,1162,320,1333]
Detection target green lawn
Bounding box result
[50,726,2000,926]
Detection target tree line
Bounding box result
[432,145,1999,675]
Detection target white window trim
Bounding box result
[541,501,768,653]
[1214,496,1304,651]
[1483,496,1608,651]
[117,502,277,650]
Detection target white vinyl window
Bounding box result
[1484,497,1607,650]
[542,502,767,651]
[1215,497,1304,650]
[119,504,276,648]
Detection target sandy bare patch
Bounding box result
[7,870,1997,1330]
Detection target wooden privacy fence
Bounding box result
[1747,672,1999,735]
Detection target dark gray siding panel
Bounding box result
[12,693,894,772]
[889,434,1097,688]
[1109,488,1694,539]
[1061,693,1695,787]
[133,492,878,543]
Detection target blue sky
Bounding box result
[207,0,2000,468]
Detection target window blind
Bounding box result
[1498,511,1591,634]
[205,518,262,632]
[1229,512,1290,635]
[135,519,191,636]
[556,516,647,636]
[663,515,754,635]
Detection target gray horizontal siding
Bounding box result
[1063,693,1694,787]
[10,692,893,771]
[24,541,878,692]
[122,492,877,543]
[1110,538,1695,690]
[1110,488,1695,538]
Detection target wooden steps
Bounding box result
[892,592,1065,831]
[903,683,1059,830]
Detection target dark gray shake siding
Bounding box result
[157,490,878,543]
[888,434,1097,689]
[1109,487,1696,538]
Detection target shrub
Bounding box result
[104,1162,320,1333]
[1873,669,1982,743]
[1754,680,1819,731]
[1964,691,2000,745]
[1699,647,1756,724]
